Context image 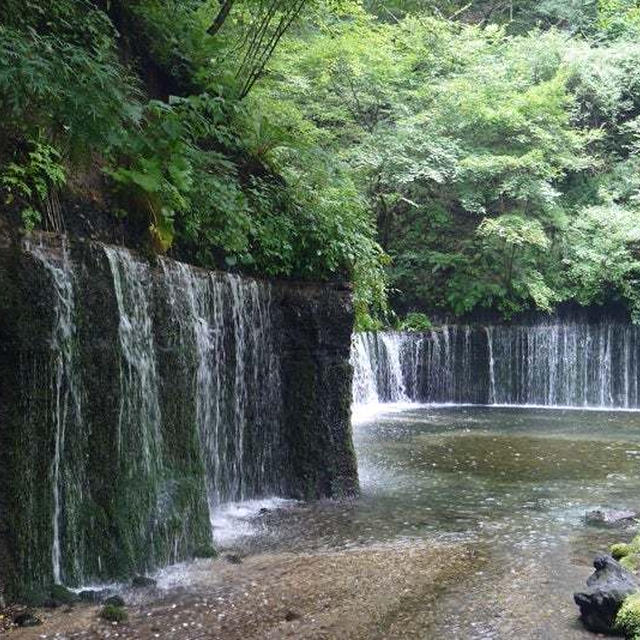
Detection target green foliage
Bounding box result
[612,542,633,560]
[99,604,129,623]
[4,0,640,323]
[399,312,433,331]
[616,593,640,639]
[1,138,66,230]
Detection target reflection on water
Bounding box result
[215,406,640,638]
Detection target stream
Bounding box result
[205,404,640,638]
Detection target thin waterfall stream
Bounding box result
[26,238,83,585]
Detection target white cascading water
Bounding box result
[352,322,640,409]
[160,260,283,508]
[105,247,163,472]
[26,238,83,584]
[351,332,408,406]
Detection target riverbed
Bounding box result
[8,405,640,638]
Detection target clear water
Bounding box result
[218,405,640,638]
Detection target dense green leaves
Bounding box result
[3,0,640,324]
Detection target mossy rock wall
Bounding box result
[0,231,358,602]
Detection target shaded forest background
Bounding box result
[2,0,640,327]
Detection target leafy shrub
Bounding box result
[400,312,433,332]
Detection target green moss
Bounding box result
[612,543,633,560]
[50,584,78,604]
[193,545,217,559]
[621,554,640,573]
[616,593,640,639]
[99,604,128,623]
[611,535,640,572]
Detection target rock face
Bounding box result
[574,554,640,633]
[0,231,358,602]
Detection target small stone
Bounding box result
[284,610,301,621]
[225,554,242,565]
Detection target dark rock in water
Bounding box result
[585,509,638,527]
[79,589,112,603]
[104,595,126,607]
[13,611,41,627]
[259,508,270,515]
[131,576,156,588]
[225,554,243,565]
[574,554,640,633]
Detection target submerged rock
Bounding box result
[574,554,640,633]
[79,589,112,603]
[131,576,156,588]
[585,509,638,527]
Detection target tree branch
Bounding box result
[207,0,235,37]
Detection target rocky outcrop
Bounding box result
[585,509,638,528]
[0,231,358,602]
[574,555,640,633]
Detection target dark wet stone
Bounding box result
[104,595,126,607]
[13,611,41,627]
[43,598,61,609]
[79,589,112,603]
[259,508,270,515]
[574,554,640,633]
[225,554,242,565]
[131,576,156,588]
[585,509,638,527]
[284,609,301,621]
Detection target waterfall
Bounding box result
[26,238,83,585]
[485,326,496,404]
[4,235,353,595]
[105,247,163,472]
[352,320,640,409]
[351,332,408,406]
[160,261,283,507]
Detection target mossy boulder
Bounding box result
[50,584,78,604]
[574,555,640,634]
[99,604,128,623]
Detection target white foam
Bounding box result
[210,497,296,546]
